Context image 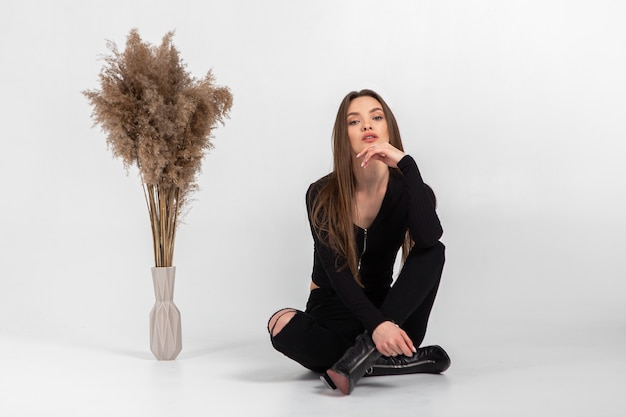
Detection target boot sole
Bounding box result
[326,369,352,395]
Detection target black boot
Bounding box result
[364,345,450,377]
[321,332,381,395]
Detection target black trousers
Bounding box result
[270,242,445,373]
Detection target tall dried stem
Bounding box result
[143,183,180,267]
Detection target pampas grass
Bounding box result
[83,29,233,267]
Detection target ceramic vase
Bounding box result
[149,266,182,360]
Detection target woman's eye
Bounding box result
[348,120,359,126]
[373,115,383,121]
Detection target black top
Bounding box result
[306,155,443,333]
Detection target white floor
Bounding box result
[2,314,624,417]
[2,206,624,416]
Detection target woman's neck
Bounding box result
[353,159,389,193]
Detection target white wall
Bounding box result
[1,0,624,351]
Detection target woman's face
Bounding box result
[346,96,390,155]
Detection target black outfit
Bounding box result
[270,155,445,373]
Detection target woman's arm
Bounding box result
[396,154,443,247]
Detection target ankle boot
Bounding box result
[322,332,381,395]
[364,345,450,377]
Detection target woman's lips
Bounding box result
[362,133,378,142]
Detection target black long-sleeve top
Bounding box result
[306,155,443,334]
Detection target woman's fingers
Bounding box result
[384,338,413,357]
[396,329,416,355]
[390,330,415,357]
[356,143,404,168]
[372,321,416,357]
[358,147,383,168]
[356,144,381,162]
[401,332,417,356]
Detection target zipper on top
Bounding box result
[357,228,368,272]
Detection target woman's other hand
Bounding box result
[371,320,416,357]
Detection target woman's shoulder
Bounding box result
[306,173,334,213]
[307,173,333,196]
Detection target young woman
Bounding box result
[267,89,450,395]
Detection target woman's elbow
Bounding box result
[412,227,443,248]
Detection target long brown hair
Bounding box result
[309,89,413,286]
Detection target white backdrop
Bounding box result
[1,0,624,357]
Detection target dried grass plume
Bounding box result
[83,28,233,267]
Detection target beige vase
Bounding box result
[149,266,182,360]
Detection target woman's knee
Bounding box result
[267,308,297,337]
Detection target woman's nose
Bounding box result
[361,123,372,131]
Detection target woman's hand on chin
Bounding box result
[356,142,405,169]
